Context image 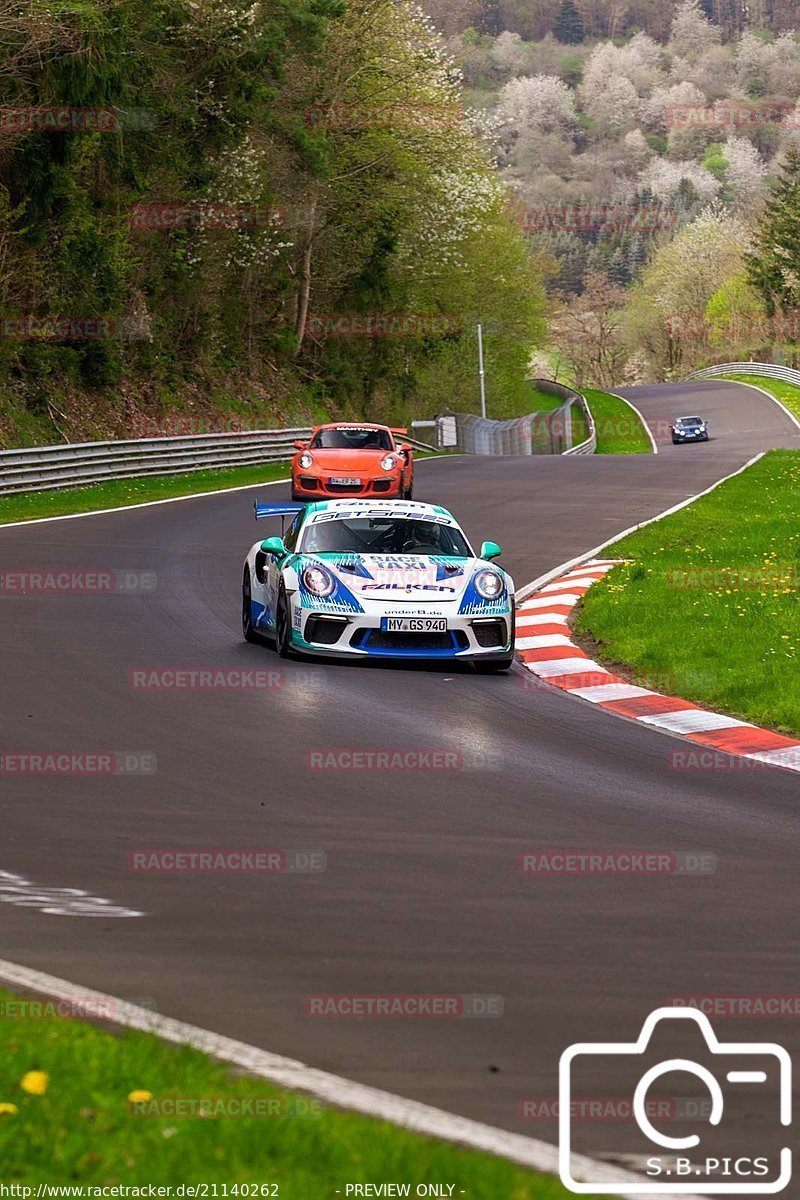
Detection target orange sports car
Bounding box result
[290,422,414,501]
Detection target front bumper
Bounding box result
[293,472,403,498]
[291,607,514,660]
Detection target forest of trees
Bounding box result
[424,0,799,43]
[3,0,800,445]
[434,0,800,382]
[0,0,545,446]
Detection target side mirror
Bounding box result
[261,536,286,559]
[293,440,308,450]
[480,540,502,561]
[399,443,412,455]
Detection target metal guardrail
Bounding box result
[0,426,439,497]
[689,362,800,387]
[431,380,596,457]
[533,379,596,456]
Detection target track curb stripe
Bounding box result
[515,561,800,776]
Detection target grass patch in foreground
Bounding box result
[0,451,441,526]
[575,450,800,736]
[722,374,800,423]
[583,389,652,455]
[0,989,591,1196]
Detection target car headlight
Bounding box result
[298,453,314,469]
[474,569,504,600]
[380,455,397,471]
[302,565,335,597]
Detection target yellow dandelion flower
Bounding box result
[128,1090,153,1104]
[0,1103,18,1116]
[20,1071,48,1096]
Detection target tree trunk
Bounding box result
[293,198,318,357]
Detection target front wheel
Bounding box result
[403,475,414,500]
[275,583,293,658]
[242,568,259,643]
[474,657,513,674]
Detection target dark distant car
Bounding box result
[671,415,709,444]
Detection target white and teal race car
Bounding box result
[242,498,515,671]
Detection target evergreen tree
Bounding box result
[746,147,800,315]
[477,0,503,36]
[553,0,584,44]
[608,246,631,286]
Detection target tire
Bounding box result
[403,474,414,500]
[672,438,679,445]
[242,568,259,644]
[274,582,293,658]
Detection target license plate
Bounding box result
[331,477,361,485]
[382,618,447,632]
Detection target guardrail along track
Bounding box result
[0,428,438,497]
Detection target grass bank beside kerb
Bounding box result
[575,450,800,736]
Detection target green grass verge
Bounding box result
[582,389,652,455]
[0,451,440,526]
[721,374,800,423]
[0,989,593,1196]
[576,450,800,736]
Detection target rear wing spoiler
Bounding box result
[254,501,306,521]
[389,427,408,437]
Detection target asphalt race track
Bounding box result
[2,379,800,1174]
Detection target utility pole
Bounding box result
[477,323,487,419]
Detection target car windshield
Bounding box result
[301,517,471,557]
[310,428,393,451]
[677,417,702,426]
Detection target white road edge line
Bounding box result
[714,378,800,434]
[0,455,456,532]
[516,452,765,603]
[0,958,702,1200]
[595,388,659,454]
